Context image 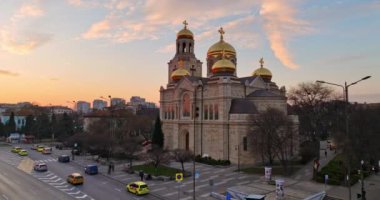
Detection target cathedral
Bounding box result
[159,21,298,165]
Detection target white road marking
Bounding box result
[2,194,9,200]
[67,191,81,195]
[150,187,166,192]
[200,193,210,197]
[61,187,76,192]
[237,180,250,185]
[114,188,121,192]
[163,191,177,197]
[76,194,88,199]
[50,181,66,186]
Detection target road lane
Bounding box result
[0,160,73,200]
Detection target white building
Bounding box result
[111,98,126,107]
[93,99,107,110]
[76,101,91,114]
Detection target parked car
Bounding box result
[58,155,70,163]
[31,144,39,150]
[34,163,48,172]
[84,164,98,175]
[11,146,22,153]
[67,173,84,185]
[42,147,52,154]
[126,181,149,195]
[18,149,28,156]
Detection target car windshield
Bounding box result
[140,185,147,189]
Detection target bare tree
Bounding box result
[250,108,296,174]
[288,82,334,141]
[120,136,143,169]
[146,145,171,169]
[173,149,193,172]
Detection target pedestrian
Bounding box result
[139,170,144,181]
[108,163,111,174]
[324,150,327,158]
[111,162,115,172]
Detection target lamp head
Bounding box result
[362,76,371,80]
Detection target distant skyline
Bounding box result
[1,0,379,106]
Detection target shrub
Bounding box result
[195,155,230,166]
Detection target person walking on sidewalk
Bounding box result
[108,163,112,174]
[139,171,144,181]
[324,150,327,158]
[111,162,115,172]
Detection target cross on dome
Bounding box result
[218,27,225,40]
[259,57,264,68]
[183,20,188,29]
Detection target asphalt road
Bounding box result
[0,145,161,200]
[0,160,72,200]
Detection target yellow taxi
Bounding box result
[126,181,149,195]
[37,145,45,152]
[11,146,22,153]
[18,149,28,156]
[67,173,84,185]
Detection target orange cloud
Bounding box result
[0,30,51,55]
[260,0,310,69]
[12,4,44,21]
[0,69,19,76]
[82,20,111,39]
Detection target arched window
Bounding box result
[182,94,191,117]
[214,104,219,120]
[204,104,208,120]
[209,104,213,120]
[189,43,192,53]
[182,42,186,53]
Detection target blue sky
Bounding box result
[0,0,379,106]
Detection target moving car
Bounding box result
[42,147,52,154]
[37,145,45,152]
[67,173,84,185]
[31,144,39,150]
[126,181,149,195]
[34,163,48,172]
[18,149,28,156]
[58,155,70,163]
[84,164,98,175]
[11,146,22,153]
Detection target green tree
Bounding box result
[152,115,164,148]
[6,112,16,134]
[0,121,5,137]
[23,115,35,134]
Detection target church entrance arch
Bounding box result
[179,129,190,151]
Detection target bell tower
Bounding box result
[167,20,202,83]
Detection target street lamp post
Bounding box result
[360,160,366,200]
[316,76,371,200]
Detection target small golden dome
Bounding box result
[211,58,236,74]
[177,20,193,39]
[253,58,272,81]
[207,27,236,56]
[171,60,190,81]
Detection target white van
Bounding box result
[42,147,52,154]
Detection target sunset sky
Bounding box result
[1,0,379,107]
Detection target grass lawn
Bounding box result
[132,164,184,177]
[241,165,302,176]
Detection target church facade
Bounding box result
[159,21,298,165]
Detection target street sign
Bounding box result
[175,173,183,182]
[195,170,200,179]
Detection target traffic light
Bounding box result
[195,107,199,118]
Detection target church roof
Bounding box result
[229,99,258,114]
[247,89,285,99]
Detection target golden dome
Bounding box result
[177,20,193,39]
[253,58,272,81]
[211,58,236,73]
[207,27,236,56]
[171,60,190,81]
